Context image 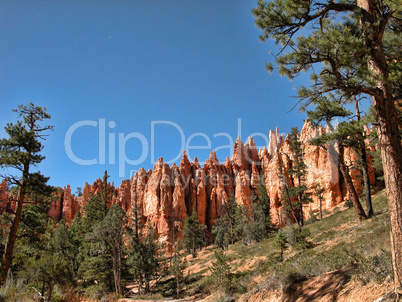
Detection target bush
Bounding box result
[256,253,281,275]
[253,274,282,293]
[354,250,393,284]
[0,278,33,302]
[285,227,312,250]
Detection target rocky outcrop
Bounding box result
[0,121,378,245]
[62,185,77,223]
[117,179,131,212]
[0,179,10,212]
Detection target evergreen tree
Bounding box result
[212,215,231,249]
[78,230,114,294]
[92,205,128,296]
[19,216,73,301]
[277,148,301,229]
[306,98,369,221]
[53,221,80,279]
[75,187,83,197]
[256,171,273,234]
[24,251,72,301]
[212,195,242,248]
[253,0,402,289]
[209,249,234,295]
[128,223,161,294]
[77,171,117,295]
[83,192,105,229]
[314,184,325,220]
[82,170,114,229]
[250,202,269,242]
[225,194,239,245]
[234,204,253,245]
[287,127,312,228]
[131,186,143,241]
[273,231,288,261]
[12,203,53,272]
[309,115,368,221]
[352,96,374,217]
[169,244,186,299]
[0,103,53,285]
[182,212,207,258]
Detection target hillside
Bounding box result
[123,190,396,302]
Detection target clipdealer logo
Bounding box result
[64,118,274,177]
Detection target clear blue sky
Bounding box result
[0,0,311,192]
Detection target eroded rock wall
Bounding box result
[0,121,377,245]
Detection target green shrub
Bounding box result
[256,252,281,275]
[285,227,312,250]
[0,278,33,302]
[354,250,393,284]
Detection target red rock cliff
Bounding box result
[1,121,377,245]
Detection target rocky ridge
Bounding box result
[0,121,376,244]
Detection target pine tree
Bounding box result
[92,205,128,296]
[209,249,234,295]
[212,215,231,249]
[182,211,207,258]
[128,223,161,294]
[253,0,402,290]
[287,127,312,228]
[277,148,301,229]
[256,171,273,234]
[308,105,368,221]
[53,221,79,279]
[82,170,114,229]
[20,217,73,301]
[352,96,374,217]
[249,172,274,242]
[78,171,117,295]
[314,184,325,220]
[169,244,186,299]
[273,231,288,261]
[24,251,72,301]
[234,204,253,245]
[225,194,239,245]
[0,103,53,285]
[250,202,269,242]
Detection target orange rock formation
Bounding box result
[0,121,377,244]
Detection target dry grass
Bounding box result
[177,189,393,301]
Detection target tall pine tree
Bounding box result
[287,127,312,228]
[0,103,53,285]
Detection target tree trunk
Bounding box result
[354,97,374,217]
[374,93,402,291]
[284,186,301,232]
[112,246,122,296]
[319,197,323,220]
[338,144,368,221]
[361,149,374,217]
[0,185,26,285]
[176,275,180,298]
[138,276,142,295]
[145,275,150,294]
[47,283,54,302]
[298,192,304,227]
[357,0,402,291]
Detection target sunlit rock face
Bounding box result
[0,121,375,245]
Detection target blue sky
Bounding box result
[0,0,311,192]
